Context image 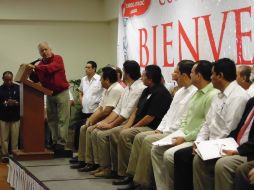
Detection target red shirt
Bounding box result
[35,54,69,95]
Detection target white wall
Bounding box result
[103,0,120,21]
[0,0,120,80]
[0,0,104,21]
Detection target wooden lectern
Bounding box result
[13,64,54,160]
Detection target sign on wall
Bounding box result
[117,0,254,79]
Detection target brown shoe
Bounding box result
[90,167,104,175]
[94,167,112,177]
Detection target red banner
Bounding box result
[122,0,151,17]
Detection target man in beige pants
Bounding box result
[0,71,20,162]
[111,65,172,189]
[84,61,145,177]
[70,67,124,170]
[125,60,197,189]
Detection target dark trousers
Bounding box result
[174,146,194,190]
[235,161,254,190]
[45,120,52,147]
[72,113,92,151]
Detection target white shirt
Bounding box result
[156,85,197,133]
[196,81,249,142]
[79,74,103,114]
[99,82,124,109]
[164,81,177,91]
[113,79,146,119]
[247,83,254,98]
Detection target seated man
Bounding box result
[249,65,254,97]
[173,58,249,190]
[235,161,254,190]
[236,65,253,97]
[197,96,253,190]
[70,67,124,169]
[80,60,145,174]
[192,58,249,190]
[111,65,172,188]
[151,60,218,190]
[115,60,197,189]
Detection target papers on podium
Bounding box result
[152,130,186,146]
[195,137,238,161]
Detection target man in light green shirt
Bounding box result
[151,60,218,190]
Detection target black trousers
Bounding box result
[72,113,92,151]
[174,146,194,190]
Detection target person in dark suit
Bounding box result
[0,71,20,162]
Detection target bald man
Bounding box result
[29,42,70,149]
[236,65,251,89]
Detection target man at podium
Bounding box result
[28,42,70,149]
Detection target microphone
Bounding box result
[30,58,41,65]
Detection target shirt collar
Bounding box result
[184,84,197,92]
[106,82,118,93]
[86,73,99,82]
[42,54,54,64]
[147,84,163,94]
[129,78,142,90]
[199,82,213,94]
[220,80,238,98]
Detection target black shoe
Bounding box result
[1,157,9,163]
[54,144,64,150]
[70,161,86,169]
[105,170,120,179]
[78,164,99,172]
[69,156,78,164]
[46,144,54,150]
[112,176,133,185]
[117,182,140,190]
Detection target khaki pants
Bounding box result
[77,124,88,161]
[47,89,70,145]
[95,126,124,168]
[117,127,153,176]
[85,125,97,164]
[127,132,168,187]
[0,120,20,155]
[109,126,124,171]
[151,142,193,190]
[215,155,247,190]
[193,154,247,190]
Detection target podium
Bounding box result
[13,64,54,160]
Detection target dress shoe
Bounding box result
[70,161,86,169]
[90,167,104,175]
[94,167,112,177]
[1,157,9,163]
[105,170,120,179]
[52,143,64,151]
[117,182,140,190]
[112,176,133,185]
[78,164,99,172]
[69,156,78,164]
